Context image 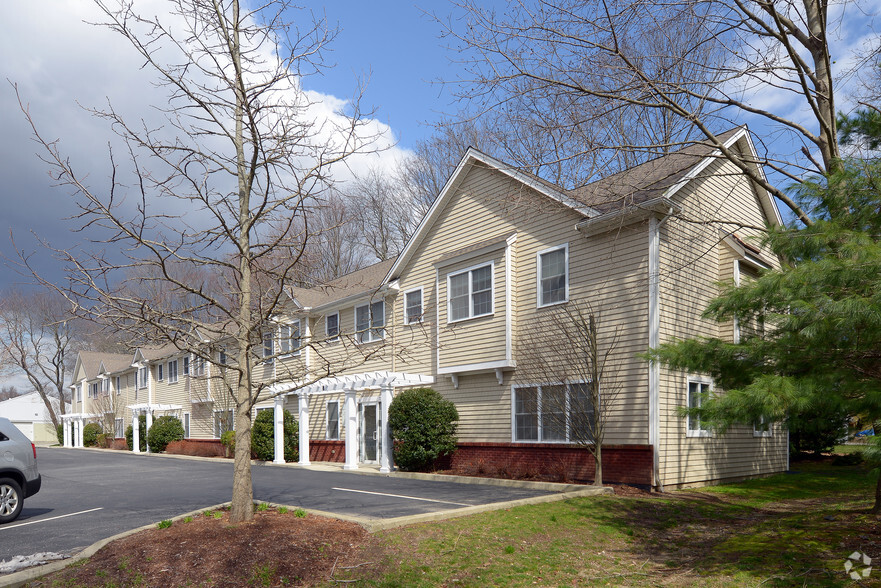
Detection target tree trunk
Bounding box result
[593,443,603,487]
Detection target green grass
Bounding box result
[363,462,879,588]
[834,444,867,454]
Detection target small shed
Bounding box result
[0,392,68,444]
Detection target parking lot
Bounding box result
[1,448,556,563]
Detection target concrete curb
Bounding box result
[0,503,229,588]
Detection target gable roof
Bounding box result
[73,351,133,381]
[287,258,397,310]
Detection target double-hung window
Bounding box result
[263,331,274,362]
[326,312,339,342]
[538,244,568,307]
[90,382,100,398]
[355,301,385,343]
[404,288,423,324]
[326,401,340,440]
[183,356,190,375]
[214,409,234,438]
[138,367,149,389]
[279,321,301,356]
[448,263,493,322]
[114,376,121,395]
[168,360,178,384]
[157,363,164,381]
[513,382,595,442]
[101,378,109,395]
[687,379,712,437]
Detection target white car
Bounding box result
[0,417,42,524]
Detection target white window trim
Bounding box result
[447,261,495,324]
[157,363,164,382]
[325,312,340,343]
[183,412,190,438]
[753,416,773,438]
[686,377,714,438]
[536,243,569,308]
[262,331,275,363]
[326,400,340,440]
[114,376,121,395]
[168,360,179,384]
[279,320,301,357]
[214,408,234,439]
[138,367,149,389]
[510,381,594,443]
[355,300,386,344]
[403,287,424,325]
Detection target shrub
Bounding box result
[125,414,148,452]
[147,415,185,453]
[220,430,236,458]
[251,409,298,462]
[388,387,459,472]
[82,422,102,447]
[56,423,63,445]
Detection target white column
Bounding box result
[132,411,141,454]
[344,388,358,470]
[145,410,153,453]
[63,419,70,447]
[379,385,394,473]
[298,393,311,466]
[75,419,82,448]
[273,396,285,464]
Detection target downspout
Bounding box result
[649,208,677,492]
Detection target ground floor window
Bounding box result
[183,413,190,438]
[687,379,712,437]
[214,409,234,438]
[513,382,594,442]
[115,418,124,438]
[326,401,340,440]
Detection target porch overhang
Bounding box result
[271,371,434,397]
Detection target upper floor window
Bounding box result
[168,360,179,384]
[355,301,385,343]
[687,379,712,437]
[326,312,339,342]
[157,363,164,381]
[138,367,149,389]
[538,244,568,307]
[101,378,110,394]
[114,376,121,395]
[90,381,100,398]
[404,288,423,325]
[183,356,190,375]
[263,331,274,362]
[448,263,493,322]
[218,348,227,366]
[279,321,301,356]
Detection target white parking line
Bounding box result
[332,487,472,507]
[0,508,104,531]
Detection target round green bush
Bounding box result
[82,422,102,447]
[388,387,459,472]
[125,414,148,452]
[146,415,185,453]
[251,409,298,462]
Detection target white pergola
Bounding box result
[270,371,434,472]
[60,412,97,448]
[127,403,183,453]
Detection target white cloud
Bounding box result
[0,0,411,288]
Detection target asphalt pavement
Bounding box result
[0,447,557,563]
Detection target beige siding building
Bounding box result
[63,127,788,489]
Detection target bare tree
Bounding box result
[0,386,20,402]
[343,168,419,262]
[18,0,383,523]
[447,0,878,225]
[0,287,78,428]
[515,302,622,486]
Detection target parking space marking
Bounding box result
[332,487,472,507]
[0,508,104,531]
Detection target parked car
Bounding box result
[0,417,42,523]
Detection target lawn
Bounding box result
[359,461,880,587]
[25,459,881,587]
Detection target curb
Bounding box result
[0,503,229,588]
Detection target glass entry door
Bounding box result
[360,402,380,463]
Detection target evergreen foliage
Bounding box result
[56,423,63,445]
[388,387,459,471]
[82,422,102,447]
[146,415,185,453]
[251,409,298,462]
[649,110,881,511]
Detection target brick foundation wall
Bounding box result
[441,443,653,486]
[309,440,345,463]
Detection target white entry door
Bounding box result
[359,402,379,463]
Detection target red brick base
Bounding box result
[309,440,345,463]
[439,443,653,486]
